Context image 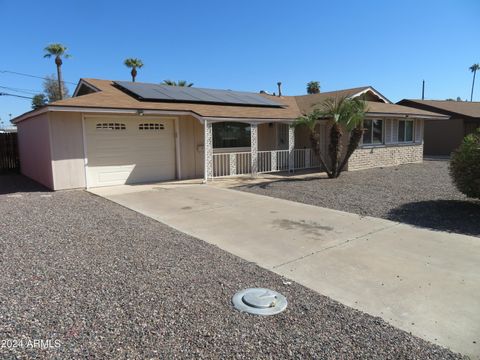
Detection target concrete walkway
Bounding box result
[89,183,480,358]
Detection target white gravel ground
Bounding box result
[0,174,467,359]
[238,160,480,237]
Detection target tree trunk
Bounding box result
[337,126,364,175]
[309,132,331,176]
[131,68,137,82]
[471,70,476,102]
[328,122,343,178]
[55,56,64,100]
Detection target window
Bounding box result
[362,119,383,145]
[212,122,251,148]
[139,123,164,130]
[398,120,414,142]
[96,123,126,130]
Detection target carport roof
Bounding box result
[397,99,480,119]
[13,79,448,123]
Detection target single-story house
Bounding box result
[13,79,447,190]
[397,99,480,156]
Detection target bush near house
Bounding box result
[449,129,480,199]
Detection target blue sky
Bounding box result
[1,0,479,126]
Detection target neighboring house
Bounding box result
[398,99,480,156]
[13,79,446,190]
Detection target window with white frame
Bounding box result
[398,120,414,142]
[96,123,126,130]
[139,123,165,130]
[362,119,383,145]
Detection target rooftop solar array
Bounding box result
[114,81,283,107]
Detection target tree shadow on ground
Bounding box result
[238,175,329,190]
[387,200,480,237]
[0,174,50,195]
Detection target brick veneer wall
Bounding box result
[347,143,423,171]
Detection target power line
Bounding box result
[0,85,41,95]
[0,70,77,85]
[0,92,33,100]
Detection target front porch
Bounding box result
[203,119,323,180]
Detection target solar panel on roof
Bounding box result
[114,81,283,107]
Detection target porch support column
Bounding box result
[250,123,258,177]
[204,119,213,182]
[288,124,295,172]
[271,151,277,172]
[229,153,237,176]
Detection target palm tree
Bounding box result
[306,81,320,94]
[469,63,480,102]
[293,97,367,178]
[162,80,194,87]
[124,58,144,82]
[43,43,71,100]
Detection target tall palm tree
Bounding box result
[43,43,71,100]
[306,81,320,94]
[293,97,367,178]
[469,63,480,102]
[124,58,144,82]
[162,80,194,87]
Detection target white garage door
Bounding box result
[85,117,176,187]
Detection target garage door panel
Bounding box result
[85,117,176,187]
[98,167,135,183]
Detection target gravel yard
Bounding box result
[0,174,466,359]
[238,160,480,237]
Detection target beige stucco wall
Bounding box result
[19,111,205,190]
[16,113,54,189]
[258,123,278,150]
[49,112,86,190]
[49,112,206,188]
[177,115,204,179]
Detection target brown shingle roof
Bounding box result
[14,79,448,123]
[293,87,447,119]
[49,79,301,120]
[364,101,449,118]
[397,99,480,119]
[293,86,371,115]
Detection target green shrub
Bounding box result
[449,129,480,199]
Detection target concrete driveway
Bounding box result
[90,183,480,358]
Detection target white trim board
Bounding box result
[13,107,205,124]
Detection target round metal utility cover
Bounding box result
[232,288,287,315]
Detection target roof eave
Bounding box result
[397,99,479,120]
[365,111,449,120]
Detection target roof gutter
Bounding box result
[13,105,206,124]
[365,111,449,120]
[13,105,297,124]
[202,116,296,124]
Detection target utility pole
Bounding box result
[421,80,425,100]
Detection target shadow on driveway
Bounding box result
[387,200,480,237]
[0,174,50,195]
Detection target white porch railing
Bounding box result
[258,150,289,173]
[212,149,321,178]
[213,152,251,177]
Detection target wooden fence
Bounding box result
[0,132,20,173]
